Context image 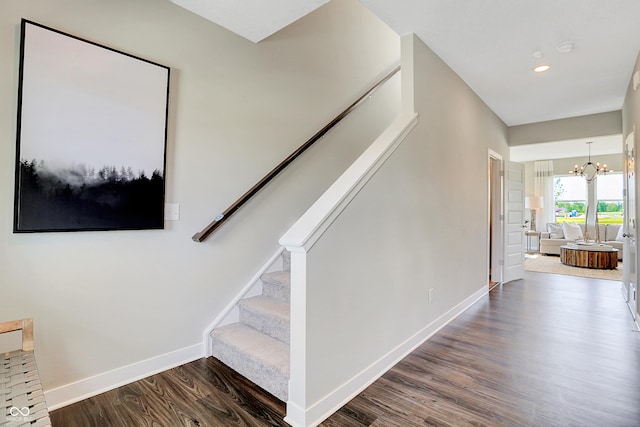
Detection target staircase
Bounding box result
[210,251,291,401]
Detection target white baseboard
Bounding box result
[285,285,488,427]
[45,343,204,411]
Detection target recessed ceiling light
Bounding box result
[534,64,550,73]
[532,50,543,59]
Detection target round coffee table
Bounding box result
[560,245,619,269]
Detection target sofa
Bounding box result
[539,222,624,260]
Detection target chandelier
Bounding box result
[569,141,611,184]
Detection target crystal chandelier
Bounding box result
[569,141,611,184]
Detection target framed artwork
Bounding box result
[13,19,170,233]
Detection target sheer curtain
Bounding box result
[534,160,555,231]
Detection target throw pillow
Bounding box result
[563,222,583,241]
[616,225,625,242]
[605,224,618,241]
[547,223,564,239]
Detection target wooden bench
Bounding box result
[1,318,51,426]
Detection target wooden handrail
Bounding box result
[192,65,401,242]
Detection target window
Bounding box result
[596,173,623,224]
[554,176,587,223]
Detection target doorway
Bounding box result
[489,151,503,288]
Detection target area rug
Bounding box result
[524,253,623,281]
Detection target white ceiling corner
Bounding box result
[169,0,329,43]
[361,0,640,128]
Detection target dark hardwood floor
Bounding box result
[51,272,640,426]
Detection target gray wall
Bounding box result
[623,54,640,146]
[299,33,509,412]
[509,111,622,146]
[0,0,400,400]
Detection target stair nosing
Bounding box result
[211,323,289,375]
[239,295,290,321]
[261,271,291,286]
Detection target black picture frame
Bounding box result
[13,19,170,233]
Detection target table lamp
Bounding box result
[525,196,544,231]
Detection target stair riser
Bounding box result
[262,282,290,303]
[239,305,289,344]
[210,338,288,401]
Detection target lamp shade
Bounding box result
[525,196,543,209]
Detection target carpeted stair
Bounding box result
[210,252,291,401]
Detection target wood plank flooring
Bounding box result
[51,272,640,426]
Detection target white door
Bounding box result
[623,132,638,320]
[503,161,525,283]
[489,152,504,284]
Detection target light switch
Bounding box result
[164,203,180,221]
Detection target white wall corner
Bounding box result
[400,34,416,116]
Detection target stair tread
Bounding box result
[211,323,289,377]
[261,270,290,286]
[239,295,290,321]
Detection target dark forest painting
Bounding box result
[14,20,170,232]
[17,160,164,230]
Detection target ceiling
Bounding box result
[360,0,640,127]
[168,0,330,44]
[169,0,640,156]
